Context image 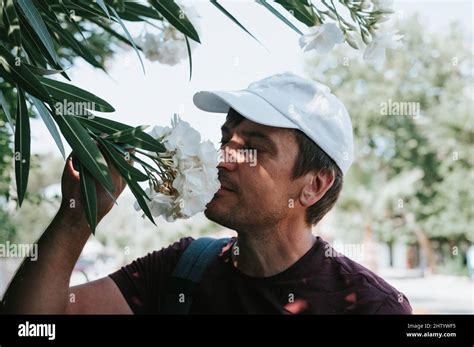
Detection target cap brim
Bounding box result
[193,90,298,129]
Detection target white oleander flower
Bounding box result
[134,115,220,222]
[363,31,403,69]
[372,0,394,12]
[138,3,200,66]
[299,23,345,54]
[140,27,188,66]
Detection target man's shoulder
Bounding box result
[318,238,412,314]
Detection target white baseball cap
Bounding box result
[193,72,354,174]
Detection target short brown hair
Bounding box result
[292,130,343,226]
[225,108,343,226]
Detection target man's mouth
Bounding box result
[217,184,235,194]
[217,173,238,194]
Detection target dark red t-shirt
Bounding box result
[109,236,412,314]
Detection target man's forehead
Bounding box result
[222,114,282,135]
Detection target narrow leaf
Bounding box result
[30,96,65,159]
[256,0,303,35]
[0,89,14,131]
[14,88,30,206]
[210,1,262,45]
[0,43,53,104]
[108,6,145,74]
[107,126,166,153]
[127,178,155,225]
[23,62,66,76]
[149,0,201,43]
[3,0,22,47]
[54,113,114,192]
[38,76,115,113]
[77,114,131,134]
[124,2,163,20]
[61,1,109,19]
[16,0,60,64]
[275,0,316,27]
[16,13,70,80]
[95,0,110,20]
[44,18,104,70]
[98,138,149,182]
[88,17,143,51]
[77,161,98,233]
[184,36,192,81]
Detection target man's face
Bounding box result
[205,111,305,233]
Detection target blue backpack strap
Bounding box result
[161,237,231,314]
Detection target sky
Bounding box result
[30,0,473,157]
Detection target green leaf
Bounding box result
[16,0,60,64]
[256,0,303,35]
[127,177,155,225]
[98,138,149,182]
[44,18,104,70]
[3,0,22,47]
[23,62,66,76]
[149,0,201,43]
[124,2,163,20]
[107,125,148,140]
[105,147,155,226]
[107,126,166,153]
[30,96,66,159]
[38,76,115,113]
[77,161,98,233]
[54,113,114,192]
[0,89,14,131]
[0,43,53,104]
[95,0,110,20]
[77,114,131,134]
[275,0,316,27]
[62,1,109,19]
[16,12,70,80]
[14,88,30,206]
[210,1,262,45]
[109,6,145,74]
[184,36,192,81]
[88,18,143,52]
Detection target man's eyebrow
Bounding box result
[220,125,278,151]
[241,130,277,150]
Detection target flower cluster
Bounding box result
[139,26,188,66]
[134,115,220,222]
[138,3,200,66]
[298,0,403,68]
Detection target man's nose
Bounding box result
[218,145,248,170]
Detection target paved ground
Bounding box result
[384,274,474,314]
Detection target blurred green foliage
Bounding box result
[306,15,473,271]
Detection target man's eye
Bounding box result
[243,145,259,151]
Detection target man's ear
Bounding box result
[299,169,335,207]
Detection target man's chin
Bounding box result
[204,199,234,229]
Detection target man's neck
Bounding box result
[231,222,316,278]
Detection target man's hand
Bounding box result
[59,153,127,227]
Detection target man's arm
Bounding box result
[1,154,132,314]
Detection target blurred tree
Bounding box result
[305,15,473,273]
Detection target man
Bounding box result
[2,72,412,314]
